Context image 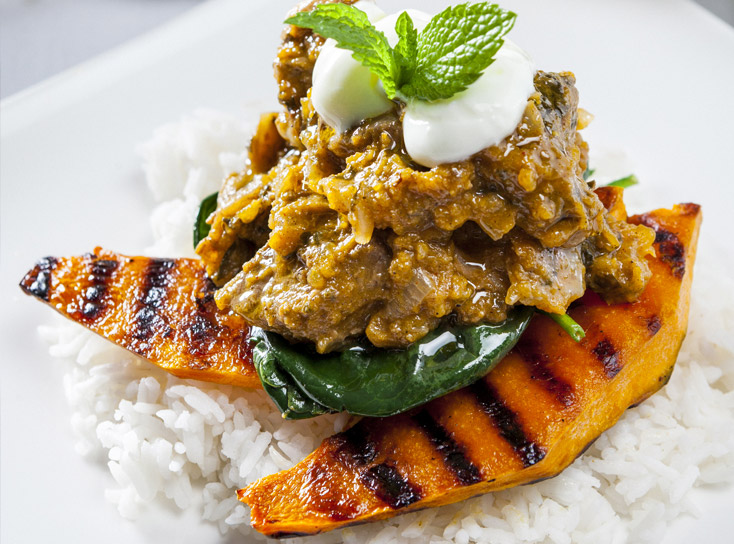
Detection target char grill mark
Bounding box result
[647,315,662,336]
[184,314,216,366]
[654,228,686,279]
[469,379,546,467]
[334,424,377,467]
[80,257,119,321]
[189,278,253,369]
[592,338,622,378]
[638,217,686,278]
[411,410,482,486]
[185,285,220,363]
[517,339,575,407]
[20,256,57,301]
[361,463,421,509]
[132,258,176,354]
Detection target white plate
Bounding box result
[2,0,733,542]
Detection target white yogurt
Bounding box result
[310,3,535,168]
[310,1,392,133]
[403,39,535,167]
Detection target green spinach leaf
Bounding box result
[251,307,533,419]
[193,192,218,249]
[251,338,334,419]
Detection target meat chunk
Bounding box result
[505,232,585,314]
[216,218,390,353]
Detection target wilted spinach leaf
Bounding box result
[193,192,218,249]
[251,338,334,419]
[251,307,533,419]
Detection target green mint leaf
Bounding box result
[606,174,639,189]
[394,11,418,85]
[400,3,516,101]
[286,2,518,104]
[285,4,400,98]
[538,310,586,342]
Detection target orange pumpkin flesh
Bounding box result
[19,248,259,388]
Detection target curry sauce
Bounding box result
[197,4,654,353]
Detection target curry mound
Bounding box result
[240,201,702,537]
[197,11,654,353]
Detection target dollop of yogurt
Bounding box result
[310,2,535,168]
[403,40,535,167]
[311,2,392,133]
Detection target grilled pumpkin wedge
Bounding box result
[239,202,702,537]
[19,248,259,388]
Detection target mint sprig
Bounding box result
[403,3,517,100]
[393,11,418,84]
[285,2,516,102]
[286,4,400,97]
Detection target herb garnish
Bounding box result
[285,2,516,102]
[583,167,639,190]
[193,192,218,248]
[538,310,586,342]
[606,174,639,189]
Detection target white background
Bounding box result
[1,0,734,98]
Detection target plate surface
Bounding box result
[2,0,733,542]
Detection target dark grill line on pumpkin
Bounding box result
[469,378,546,467]
[592,338,622,378]
[20,256,58,301]
[516,338,576,407]
[411,409,482,485]
[637,217,686,279]
[182,287,221,363]
[131,258,176,354]
[334,423,378,467]
[361,462,421,509]
[194,282,254,368]
[79,256,119,321]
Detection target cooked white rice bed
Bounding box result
[39,110,734,543]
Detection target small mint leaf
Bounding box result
[394,11,418,86]
[401,2,516,101]
[285,4,400,98]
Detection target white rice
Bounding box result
[39,110,734,543]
